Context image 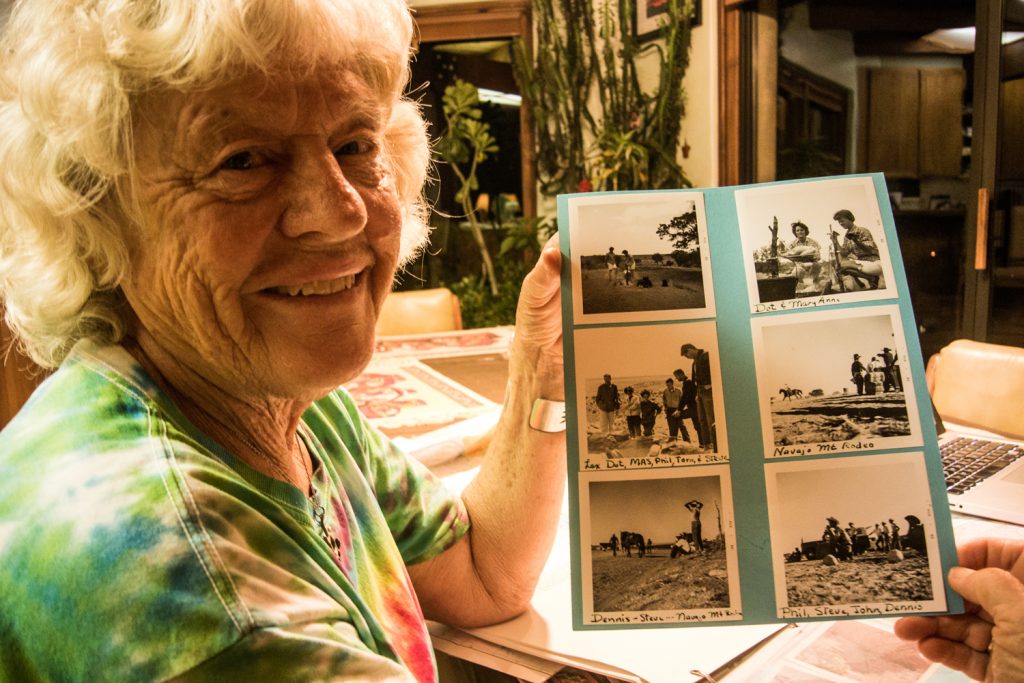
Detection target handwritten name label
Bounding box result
[590,609,742,625]
[755,295,842,314]
[772,441,876,457]
[584,453,728,471]
[781,601,925,619]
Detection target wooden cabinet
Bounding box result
[859,67,965,178]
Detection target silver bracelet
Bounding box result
[529,398,566,433]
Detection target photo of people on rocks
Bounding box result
[581,468,739,622]
[735,176,894,313]
[566,192,714,324]
[573,321,725,468]
[765,453,944,617]
[752,306,921,457]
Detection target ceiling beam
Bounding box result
[807,1,974,34]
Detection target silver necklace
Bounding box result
[213,417,344,565]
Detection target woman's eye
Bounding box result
[334,140,373,157]
[218,151,261,171]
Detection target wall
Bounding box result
[410,0,719,191]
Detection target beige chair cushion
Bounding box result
[375,287,463,336]
[927,339,1024,439]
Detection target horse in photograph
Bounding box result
[619,531,647,558]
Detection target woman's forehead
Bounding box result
[136,68,387,147]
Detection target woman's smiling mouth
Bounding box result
[268,273,358,297]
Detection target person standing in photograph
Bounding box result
[605,247,619,284]
[638,390,661,437]
[883,347,903,392]
[662,378,683,442]
[879,520,892,551]
[851,353,866,395]
[834,209,883,291]
[685,499,704,553]
[889,518,903,551]
[681,344,716,451]
[622,250,637,286]
[867,355,885,395]
[622,386,641,439]
[673,368,702,447]
[823,517,852,560]
[595,374,620,436]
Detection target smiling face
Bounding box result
[123,67,402,402]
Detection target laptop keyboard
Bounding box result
[942,436,1024,494]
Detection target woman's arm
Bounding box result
[408,236,566,626]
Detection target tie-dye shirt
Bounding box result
[0,340,469,681]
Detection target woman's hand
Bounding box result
[510,233,563,399]
[894,538,1024,682]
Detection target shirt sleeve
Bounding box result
[311,389,470,567]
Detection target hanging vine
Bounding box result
[514,0,695,195]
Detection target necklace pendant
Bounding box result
[309,485,344,564]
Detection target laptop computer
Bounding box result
[935,404,1024,525]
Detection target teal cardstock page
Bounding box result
[557,173,961,630]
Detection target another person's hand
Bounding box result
[895,538,1024,682]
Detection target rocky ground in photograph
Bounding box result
[581,265,705,314]
[772,392,910,445]
[785,550,933,606]
[591,547,730,612]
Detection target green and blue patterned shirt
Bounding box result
[0,340,469,681]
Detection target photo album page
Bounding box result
[557,173,961,630]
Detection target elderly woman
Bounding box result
[0,0,565,680]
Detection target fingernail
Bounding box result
[949,566,974,584]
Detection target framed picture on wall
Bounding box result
[635,0,702,43]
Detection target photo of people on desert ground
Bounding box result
[765,453,944,616]
[581,467,739,621]
[566,192,714,324]
[573,321,725,468]
[735,176,895,312]
[752,306,921,457]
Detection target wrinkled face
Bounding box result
[124,67,402,401]
[837,216,854,231]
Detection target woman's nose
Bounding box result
[278,148,368,242]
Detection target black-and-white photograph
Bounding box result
[765,453,945,617]
[752,306,921,458]
[735,176,896,313]
[573,321,725,469]
[566,192,715,325]
[580,467,740,622]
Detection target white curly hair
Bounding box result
[0,0,431,369]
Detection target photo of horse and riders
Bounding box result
[734,176,895,311]
[765,454,944,614]
[566,192,714,323]
[753,306,921,456]
[573,321,724,465]
[582,469,739,621]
